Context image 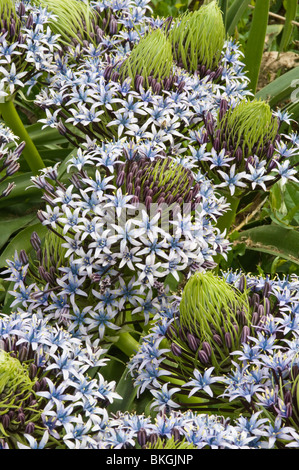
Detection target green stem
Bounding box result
[114,331,140,357]
[217,192,240,235]
[214,192,240,271]
[0,98,45,174]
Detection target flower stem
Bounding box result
[0,98,45,174]
[114,331,140,357]
[217,192,240,235]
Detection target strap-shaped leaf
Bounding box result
[244,0,270,94]
[255,66,299,106]
[226,0,250,35]
[279,0,297,52]
[238,224,299,265]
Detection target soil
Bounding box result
[257,51,299,91]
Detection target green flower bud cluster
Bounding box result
[120,28,174,92]
[0,347,42,439]
[170,1,225,77]
[217,99,279,163]
[115,155,200,211]
[174,271,251,373]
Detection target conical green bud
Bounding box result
[219,99,279,161]
[146,436,197,450]
[0,349,34,399]
[120,28,174,91]
[179,271,250,360]
[32,0,96,46]
[170,1,225,73]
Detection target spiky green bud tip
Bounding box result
[171,0,225,73]
[120,29,173,89]
[179,271,250,345]
[219,99,279,160]
[0,349,34,398]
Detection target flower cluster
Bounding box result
[0,0,61,99]
[4,142,229,347]
[190,99,299,196]
[0,122,24,198]
[0,309,121,449]
[128,270,299,446]
[91,408,297,449]
[34,3,251,152]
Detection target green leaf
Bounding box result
[107,368,137,414]
[244,0,270,94]
[226,0,249,36]
[255,66,299,107]
[0,221,47,269]
[279,0,297,52]
[26,122,68,147]
[0,172,42,210]
[238,224,299,265]
[0,214,36,251]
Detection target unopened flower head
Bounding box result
[4,145,229,346]
[175,271,251,372]
[120,28,174,93]
[115,155,201,212]
[170,1,225,78]
[191,98,299,195]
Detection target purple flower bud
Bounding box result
[198,349,209,364]
[224,332,232,349]
[19,249,29,265]
[134,75,144,92]
[1,182,15,197]
[268,159,278,171]
[177,80,185,93]
[213,333,222,346]
[264,297,271,316]
[214,66,223,81]
[235,146,243,165]
[202,341,212,358]
[30,231,41,251]
[109,17,118,35]
[26,14,33,29]
[145,195,152,211]
[6,161,20,176]
[241,325,250,344]
[18,2,26,16]
[103,65,113,81]
[137,429,147,447]
[17,412,26,426]
[15,141,26,157]
[116,170,125,187]
[171,342,182,357]
[25,422,35,434]
[1,415,10,430]
[187,332,199,352]
[251,311,259,326]
[29,363,37,379]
